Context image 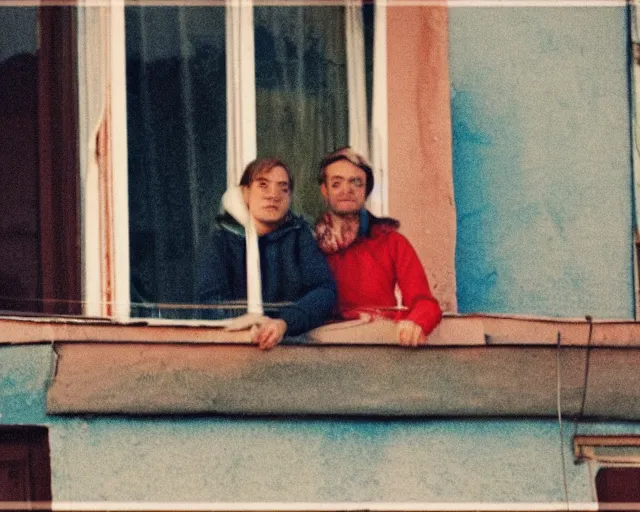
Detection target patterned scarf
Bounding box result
[314,210,366,254]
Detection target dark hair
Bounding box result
[240,158,294,192]
[318,146,374,198]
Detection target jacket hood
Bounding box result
[363,209,400,236]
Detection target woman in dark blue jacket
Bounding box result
[197,158,336,349]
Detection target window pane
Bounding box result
[0,7,40,313]
[0,7,79,316]
[254,6,350,222]
[126,6,226,318]
[363,2,374,130]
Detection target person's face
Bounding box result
[243,166,291,234]
[320,159,367,215]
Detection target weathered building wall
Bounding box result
[7,344,640,504]
[388,5,457,313]
[450,6,634,319]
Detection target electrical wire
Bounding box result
[556,331,571,511]
[573,315,594,442]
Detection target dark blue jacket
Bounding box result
[197,212,336,336]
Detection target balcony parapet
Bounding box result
[2,313,639,419]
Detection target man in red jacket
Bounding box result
[314,147,442,346]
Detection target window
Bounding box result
[2,2,458,327]
[0,6,80,317]
[93,2,382,320]
[125,5,228,318]
[575,436,640,512]
[0,7,40,314]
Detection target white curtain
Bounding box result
[125,5,227,317]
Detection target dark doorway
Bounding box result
[596,467,640,512]
[0,426,52,505]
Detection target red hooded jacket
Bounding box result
[320,211,442,335]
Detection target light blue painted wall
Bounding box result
[5,344,640,504]
[450,7,635,319]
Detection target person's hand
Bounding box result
[395,320,426,347]
[252,318,287,350]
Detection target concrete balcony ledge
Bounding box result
[40,341,640,418]
[2,313,639,418]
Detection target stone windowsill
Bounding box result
[1,312,639,347]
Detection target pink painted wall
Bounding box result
[387,4,457,312]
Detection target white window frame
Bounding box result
[574,435,640,508]
[226,0,257,187]
[110,1,132,322]
[78,0,131,321]
[80,0,388,320]
[368,0,388,217]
